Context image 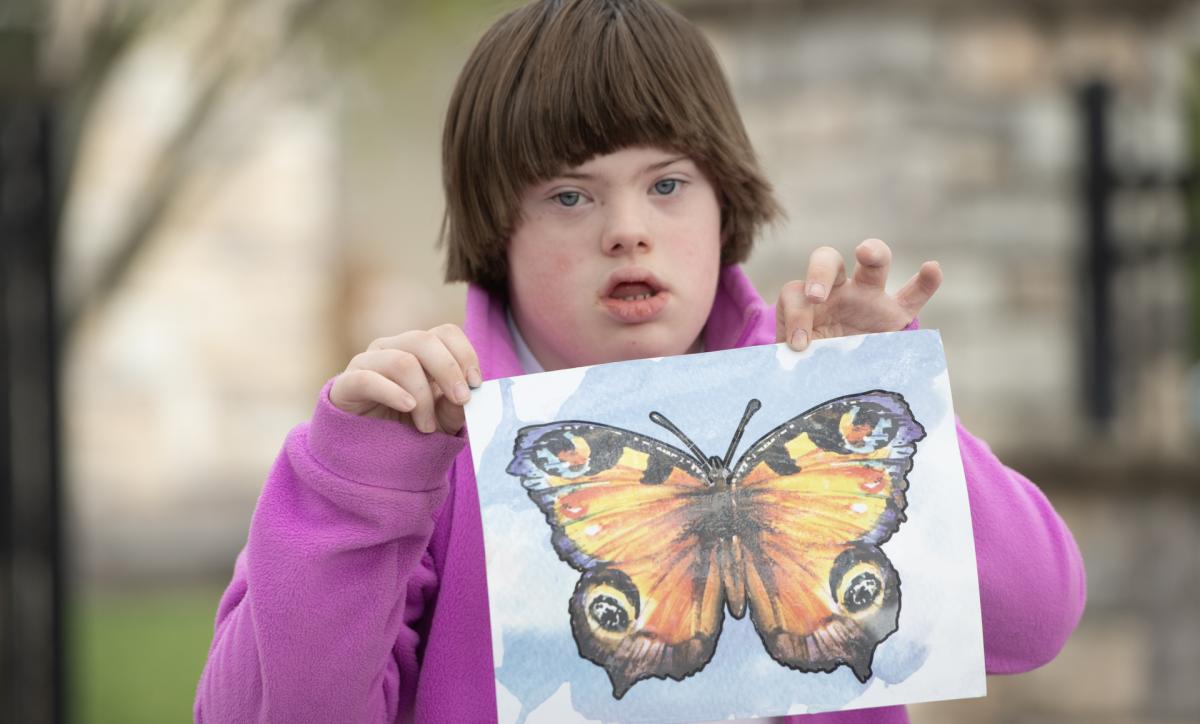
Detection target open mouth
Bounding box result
[600,269,669,322]
[602,268,666,299]
[608,282,657,301]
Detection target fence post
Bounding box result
[1080,80,1115,427]
[0,96,63,724]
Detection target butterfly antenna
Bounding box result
[649,411,710,466]
[722,399,762,469]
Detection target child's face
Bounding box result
[507,145,722,371]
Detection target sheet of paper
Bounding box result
[464,330,985,723]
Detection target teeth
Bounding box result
[619,293,653,301]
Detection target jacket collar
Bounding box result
[463,264,774,381]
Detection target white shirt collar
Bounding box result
[506,310,545,374]
[505,309,708,374]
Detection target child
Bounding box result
[195,1,1086,722]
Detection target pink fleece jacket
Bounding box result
[195,265,1086,723]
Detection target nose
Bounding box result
[600,194,653,256]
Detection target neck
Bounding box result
[508,318,706,372]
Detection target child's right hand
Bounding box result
[329,325,482,435]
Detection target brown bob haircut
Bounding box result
[440,0,782,293]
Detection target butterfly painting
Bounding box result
[505,390,926,700]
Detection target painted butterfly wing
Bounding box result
[730,391,925,681]
[507,422,727,698]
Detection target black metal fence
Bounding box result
[1078,79,1198,432]
[1,97,62,723]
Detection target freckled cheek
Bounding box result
[529,252,574,290]
[515,251,580,307]
[672,226,722,267]
[552,254,572,275]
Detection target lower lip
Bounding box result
[600,292,669,323]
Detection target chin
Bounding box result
[602,329,696,363]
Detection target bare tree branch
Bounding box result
[56,0,330,344]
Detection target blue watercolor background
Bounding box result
[474,331,953,723]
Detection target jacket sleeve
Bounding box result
[194,378,466,724]
[957,420,1087,673]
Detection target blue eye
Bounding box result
[654,179,680,195]
[555,191,582,207]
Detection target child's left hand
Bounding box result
[776,238,942,351]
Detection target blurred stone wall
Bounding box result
[683,0,1199,461]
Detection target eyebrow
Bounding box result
[555,155,690,181]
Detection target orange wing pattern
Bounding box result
[507,391,925,698]
[507,423,728,697]
[732,391,923,680]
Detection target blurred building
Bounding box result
[38,0,1200,722]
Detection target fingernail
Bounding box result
[401,393,417,411]
[791,329,808,350]
[807,282,826,300]
[467,367,483,387]
[454,381,471,404]
[419,417,436,434]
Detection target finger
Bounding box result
[332,368,417,415]
[372,329,470,406]
[776,279,814,351]
[851,238,892,290]
[894,261,943,319]
[360,348,439,433]
[398,330,475,407]
[804,246,846,302]
[431,324,482,388]
[435,394,467,435]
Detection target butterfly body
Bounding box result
[506,391,925,699]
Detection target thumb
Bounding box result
[435,394,466,436]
